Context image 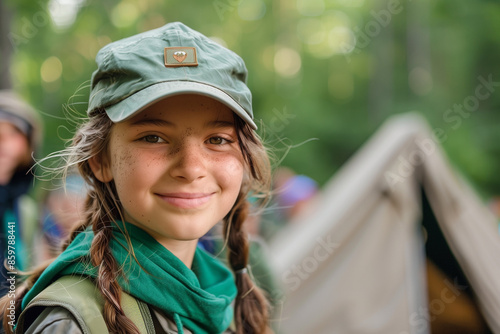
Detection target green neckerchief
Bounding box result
[22,221,237,333]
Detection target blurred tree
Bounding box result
[0,0,13,89]
[2,0,500,197]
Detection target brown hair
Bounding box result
[1,110,272,333]
[226,115,272,334]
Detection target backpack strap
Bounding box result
[17,275,154,334]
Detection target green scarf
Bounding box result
[22,221,237,333]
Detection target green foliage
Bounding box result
[3,0,500,196]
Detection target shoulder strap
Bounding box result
[17,276,154,334]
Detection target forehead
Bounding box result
[0,121,24,133]
[127,94,235,126]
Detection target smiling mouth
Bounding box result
[155,192,214,209]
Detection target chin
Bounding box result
[169,228,212,242]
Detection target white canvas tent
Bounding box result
[269,113,500,334]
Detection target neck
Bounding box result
[122,214,199,268]
[159,239,198,268]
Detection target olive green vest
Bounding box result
[16,276,155,333]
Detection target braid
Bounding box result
[0,111,142,333]
[72,112,140,333]
[85,174,140,334]
[1,107,274,334]
[224,196,270,334]
[90,218,139,334]
[219,115,273,333]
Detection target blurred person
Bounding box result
[40,175,88,260]
[277,173,318,220]
[261,167,319,240]
[0,90,42,296]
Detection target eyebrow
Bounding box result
[130,119,176,128]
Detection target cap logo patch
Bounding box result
[164,47,198,67]
[173,51,187,63]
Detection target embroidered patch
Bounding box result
[164,47,198,67]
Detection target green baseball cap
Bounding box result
[88,22,256,129]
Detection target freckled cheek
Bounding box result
[110,147,162,196]
[214,156,244,191]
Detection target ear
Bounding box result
[88,153,113,183]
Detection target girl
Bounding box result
[2,22,272,333]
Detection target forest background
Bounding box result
[1,0,499,200]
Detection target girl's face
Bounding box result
[92,94,244,253]
[0,122,29,185]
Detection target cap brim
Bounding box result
[105,81,257,129]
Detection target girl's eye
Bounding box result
[208,137,229,145]
[142,135,165,143]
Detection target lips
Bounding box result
[155,192,214,209]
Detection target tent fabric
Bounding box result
[269,113,500,334]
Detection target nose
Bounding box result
[168,141,207,182]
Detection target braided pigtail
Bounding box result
[1,110,141,333]
[78,113,140,334]
[223,116,273,334]
[223,196,270,334]
[90,212,139,334]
